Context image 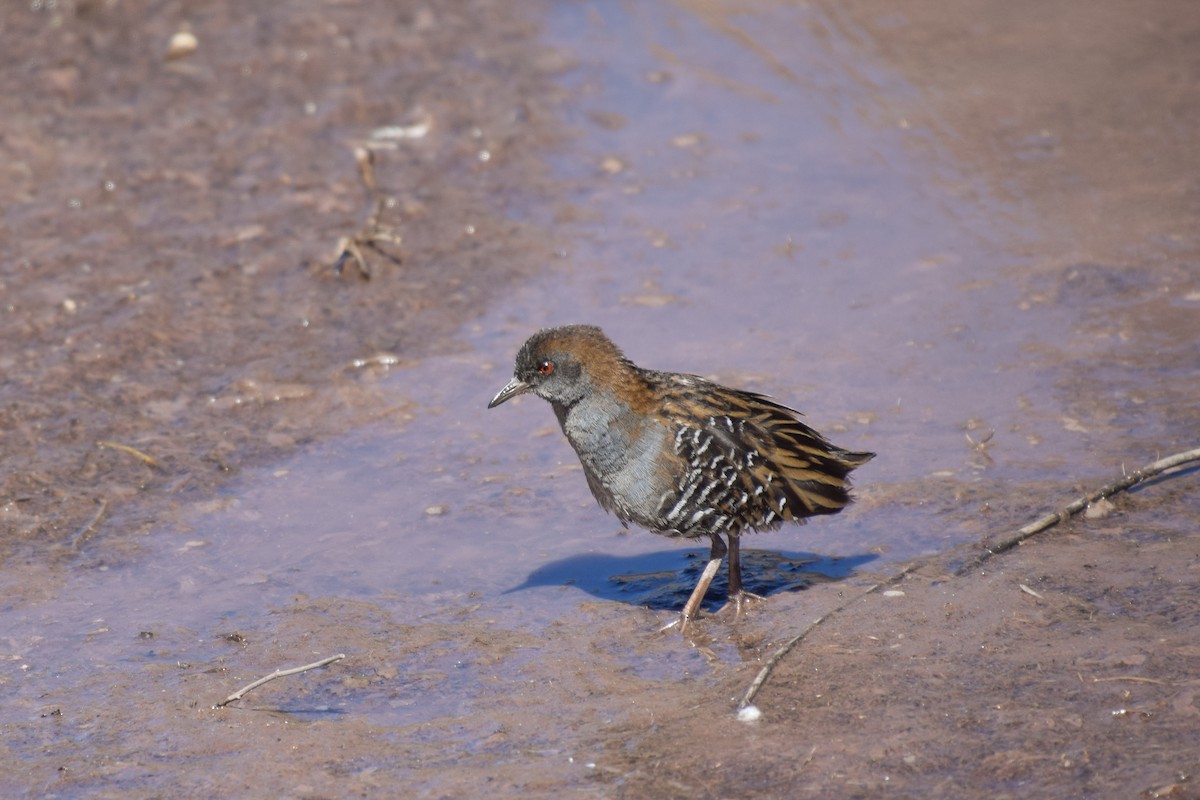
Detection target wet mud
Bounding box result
[3,0,1199,798]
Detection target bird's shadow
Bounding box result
[505,547,879,612]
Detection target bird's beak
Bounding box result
[488,376,532,408]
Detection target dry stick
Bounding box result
[739,561,924,710]
[955,446,1200,576]
[68,498,108,550]
[739,446,1200,712]
[331,146,403,278]
[96,440,161,469]
[1092,675,1169,686]
[214,654,346,709]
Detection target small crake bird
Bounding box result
[489,325,874,631]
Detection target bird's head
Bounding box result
[488,325,628,409]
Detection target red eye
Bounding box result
[538,360,554,376]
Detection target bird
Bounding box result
[488,324,874,631]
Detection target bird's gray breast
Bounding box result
[556,392,672,526]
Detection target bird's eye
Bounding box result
[537,360,554,376]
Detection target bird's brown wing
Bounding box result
[657,376,871,532]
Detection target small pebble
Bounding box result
[600,156,625,174]
[374,113,436,140]
[737,705,763,723]
[424,505,449,516]
[167,31,198,60]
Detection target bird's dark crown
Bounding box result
[512,325,640,407]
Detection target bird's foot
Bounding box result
[717,590,766,618]
[666,591,765,633]
[669,609,701,635]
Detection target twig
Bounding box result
[739,445,1200,711]
[1092,675,1169,686]
[96,440,162,470]
[740,562,924,709]
[956,446,1200,576]
[214,654,346,708]
[332,146,403,278]
[69,498,108,550]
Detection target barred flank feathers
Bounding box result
[656,376,873,536]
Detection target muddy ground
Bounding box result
[1,0,571,566]
[3,1,1199,798]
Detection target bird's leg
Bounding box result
[728,532,742,596]
[722,534,764,616]
[678,534,727,633]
